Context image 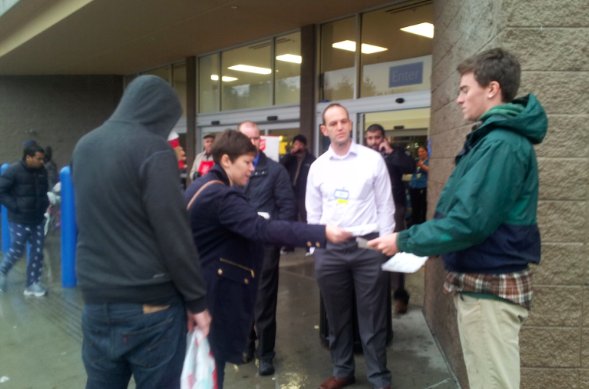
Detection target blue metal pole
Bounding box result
[60,166,77,288]
[1,163,10,254]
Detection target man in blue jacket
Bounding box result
[238,121,296,376]
[0,142,49,296]
[369,48,547,389]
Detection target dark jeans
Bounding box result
[82,297,186,389]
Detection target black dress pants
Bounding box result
[249,245,281,361]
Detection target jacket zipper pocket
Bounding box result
[219,258,255,279]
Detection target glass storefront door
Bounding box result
[315,90,431,156]
[196,105,301,161]
[197,120,301,163]
[267,127,301,159]
[360,108,429,157]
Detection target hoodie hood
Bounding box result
[109,75,182,139]
[470,94,548,146]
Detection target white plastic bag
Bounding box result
[180,329,217,389]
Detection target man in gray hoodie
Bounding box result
[72,75,210,388]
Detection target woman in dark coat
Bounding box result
[184,130,349,388]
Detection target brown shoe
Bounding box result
[319,375,355,389]
[393,288,410,314]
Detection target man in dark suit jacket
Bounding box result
[365,124,415,314]
[238,121,297,376]
[281,134,316,223]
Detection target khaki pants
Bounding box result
[454,294,529,389]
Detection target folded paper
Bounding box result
[381,252,428,273]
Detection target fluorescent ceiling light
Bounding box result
[210,74,238,82]
[276,54,302,64]
[228,64,272,75]
[400,22,434,39]
[360,43,388,54]
[332,40,356,52]
[331,40,388,54]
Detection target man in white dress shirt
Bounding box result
[306,103,395,389]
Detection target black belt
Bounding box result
[324,232,379,252]
[360,232,379,240]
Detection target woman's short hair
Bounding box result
[211,129,257,163]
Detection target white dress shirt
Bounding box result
[306,141,395,237]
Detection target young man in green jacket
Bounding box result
[369,48,547,389]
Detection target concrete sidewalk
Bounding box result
[0,237,459,389]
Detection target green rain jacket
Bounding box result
[397,94,547,274]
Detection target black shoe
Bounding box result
[242,351,254,364]
[259,359,275,376]
[242,344,255,363]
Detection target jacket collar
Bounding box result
[209,164,230,186]
[254,151,268,170]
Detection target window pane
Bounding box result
[275,32,301,106]
[361,3,433,97]
[222,41,272,110]
[320,17,356,101]
[172,62,187,116]
[143,66,170,82]
[123,74,138,88]
[198,54,220,113]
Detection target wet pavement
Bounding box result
[0,233,460,388]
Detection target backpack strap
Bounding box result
[186,180,223,211]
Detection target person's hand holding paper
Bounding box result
[367,232,399,256]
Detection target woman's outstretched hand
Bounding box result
[325,225,353,244]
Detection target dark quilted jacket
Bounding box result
[0,160,49,225]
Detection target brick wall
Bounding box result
[504,1,589,388]
[0,76,123,169]
[428,0,589,387]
